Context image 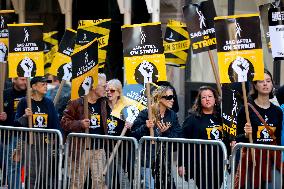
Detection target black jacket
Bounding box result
[131,108,181,140]
[131,108,182,167]
[0,87,26,126]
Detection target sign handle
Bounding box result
[207,50,222,95]
[0,63,6,112]
[26,77,33,144]
[53,80,66,106]
[102,126,128,176]
[241,82,255,165]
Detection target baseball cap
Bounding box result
[30,76,52,86]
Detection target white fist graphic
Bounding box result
[108,122,116,131]
[90,117,97,126]
[62,62,72,81]
[262,128,270,139]
[211,128,220,140]
[36,116,44,127]
[232,56,249,82]
[82,76,93,95]
[20,57,34,77]
[138,60,154,84]
[125,106,139,123]
[0,42,7,62]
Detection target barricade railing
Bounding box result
[231,143,284,189]
[137,137,229,189]
[63,133,139,189]
[3,127,283,189]
[0,126,63,189]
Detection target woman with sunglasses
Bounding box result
[178,86,223,189]
[105,79,133,188]
[235,69,283,189]
[131,86,182,189]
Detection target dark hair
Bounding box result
[249,69,274,100]
[190,86,220,117]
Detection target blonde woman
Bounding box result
[131,86,182,189]
[105,79,133,188]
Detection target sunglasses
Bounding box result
[162,95,174,100]
[106,89,116,93]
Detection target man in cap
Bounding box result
[14,76,61,188]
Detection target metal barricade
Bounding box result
[231,143,284,189]
[0,126,63,189]
[137,137,228,189]
[63,133,139,189]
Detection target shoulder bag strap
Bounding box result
[247,103,276,140]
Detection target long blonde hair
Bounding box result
[150,86,173,123]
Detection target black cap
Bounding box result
[30,76,52,86]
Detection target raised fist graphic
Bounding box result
[62,62,72,81]
[125,105,139,123]
[20,57,34,77]
[232,56,249,82]
[138,60,154,84]
[36,116,44,127]
[108,121,116,131]
[90,116,97,126]
[82,76,93,95]
[262,128,270,139]
[0,42,7,62]
[211,128,220,140]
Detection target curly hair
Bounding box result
[190,86,220,117]
[150,86,173,123]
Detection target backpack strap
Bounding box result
[247,103,276,141]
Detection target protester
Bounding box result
[155,81,179,113]
[104,79,134,188]
[61,73,108,189]
[178,86,224,189]
[0,77,27,189]
[1,77,27,126]
[236,69,283,188]
[14,76,61,188]
[131,86,182,189]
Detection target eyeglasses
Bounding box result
[106,89,116,93]
[162,95,174,100]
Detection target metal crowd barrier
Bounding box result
[0,126,63,189]
[62,133,139,189]
[137,137,229,189]
[231,143,284,189]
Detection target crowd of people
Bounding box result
[0,68,283,188]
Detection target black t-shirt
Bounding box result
[237,101,283,145]
[88,101,104,135]
[182,113,223,140]
[106,104,125,136]
[1,87,26,126]
[31,100,49,128]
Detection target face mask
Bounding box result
[47,84,56,90]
